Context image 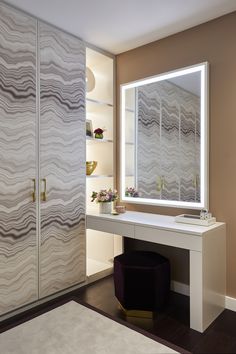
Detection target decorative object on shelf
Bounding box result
[86,67,95,92]
[111,211,119,215]
[86,119,93,137]
[86,119,93,138]
[200,208,212,220]
[99,202,112,214]
[125,187,139,197]
[94,127,105,139]
[115,205,126,214]
[86,161,97,175]
[91,189,118,214]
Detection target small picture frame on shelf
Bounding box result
[86,119,93,138]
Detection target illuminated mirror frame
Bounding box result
[120,62,209,209]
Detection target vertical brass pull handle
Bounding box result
[196,174,199,189]
[156,176,165,192]
[32,178,36,202]
[161,176,165,191]
[41,178,47,202]
[156,176,162,192]
[193,174,199,188]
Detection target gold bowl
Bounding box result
[86,161,97,175]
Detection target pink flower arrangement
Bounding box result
[91,189,118,203]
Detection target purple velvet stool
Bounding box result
[114,251,170,316]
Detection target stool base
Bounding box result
[118,302,153,319]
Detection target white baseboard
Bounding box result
[225,296,236,312]
[171,281,236,313]
[171,280,190,296]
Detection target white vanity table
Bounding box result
[86,211,226,333]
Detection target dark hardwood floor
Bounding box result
[1,275,236,354]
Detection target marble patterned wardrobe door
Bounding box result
[137,83,161,199]
[0,4,37,315]
[39,23,86,298]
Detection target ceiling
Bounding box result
[5,0,236,54]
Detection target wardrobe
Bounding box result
[0,3,86,316]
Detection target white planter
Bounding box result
[99,202,112,214]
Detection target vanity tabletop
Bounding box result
[86,210,225,236]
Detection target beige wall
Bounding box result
[116,12,236,297]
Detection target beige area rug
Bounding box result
[0,301,182,354]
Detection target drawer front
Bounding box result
[86,217,135,238]
[135,225,202,251]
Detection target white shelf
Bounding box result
[86,47,122,281]
[86,100,113,117]
[86,137,113,143]
[125,107,135,113]
[86,98,113,107]
[86,174,113,178]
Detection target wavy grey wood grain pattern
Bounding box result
[137,80,200,202]
[39,23,86,298]
[0,3,37,315]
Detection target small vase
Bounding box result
[99,202,112,214]
[95,133,103,139]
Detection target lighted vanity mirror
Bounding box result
[120,62,209,209]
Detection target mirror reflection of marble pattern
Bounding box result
[121,63,208,208]
[137,80,200,202]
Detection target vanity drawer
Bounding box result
[86,216,135,238]
[134,225,202,251]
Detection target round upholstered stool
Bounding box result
[114,251,170,317]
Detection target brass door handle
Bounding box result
[193,174,199,188]
[32,178,36,202]
[156,176,165,192]
[41,178,47,201]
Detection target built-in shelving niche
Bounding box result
[86,47,122,282]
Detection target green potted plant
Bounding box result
[94,127,105,139]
